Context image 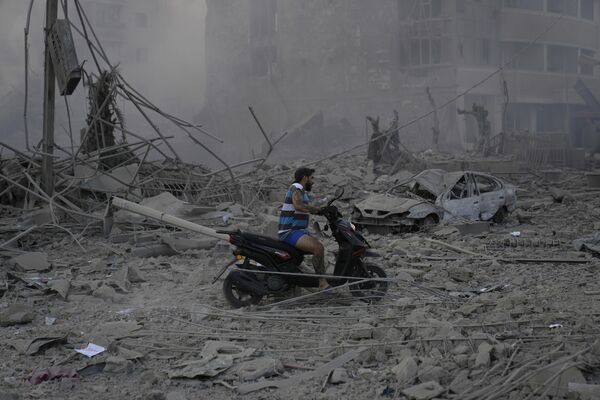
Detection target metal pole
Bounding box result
[110,196,230,242]
[42,0,58,196]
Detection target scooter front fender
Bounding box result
[363,249,382,258]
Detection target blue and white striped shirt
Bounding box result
[278,183,310,236]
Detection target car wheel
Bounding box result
[418,214,438,230]
[492,207,507,224]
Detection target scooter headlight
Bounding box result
[351,223,356,231]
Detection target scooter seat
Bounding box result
[240,232,306,259]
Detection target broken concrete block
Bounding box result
[47,278,70,300]
[453,355,469,368]
[568,383,600,399]
[0,304,34,327]
[15,208,53,229]
[92,285,124,303]
[397,268,424,279]
[418,365,447,385]
[401,381,444,400]
[391,356,418,384]
[474,342,493,368]
[528,363,586,398]
[450,344,470,355]
[132,244,179,258]
[330,367,349,384]
[447,265,473,282]
[549,187,566,203]
[9,252,51,272]
[449,370,471,394]
[236,358,282,381]
[350,323,373,340]
[104,356,133,374]
[166,392,188,400]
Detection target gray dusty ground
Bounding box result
[2,160,600,400]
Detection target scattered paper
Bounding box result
[510,231,521,237]
[45,317,56,326]
[548,323,563,329]
[75,343,106,358]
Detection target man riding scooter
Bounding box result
[278,167,330,291]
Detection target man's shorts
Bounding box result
[279,230,308,246]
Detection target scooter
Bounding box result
[213,188,388,308]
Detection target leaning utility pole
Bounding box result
[42,0,58,196]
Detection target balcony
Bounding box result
[499,7,598,50]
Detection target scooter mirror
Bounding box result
[328,187,345,206]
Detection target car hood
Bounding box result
[354,193,426,217]
[409,169,465,197]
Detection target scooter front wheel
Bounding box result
[350,263,388,301]
[223,274,263,308]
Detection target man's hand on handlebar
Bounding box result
[319,205,338,217]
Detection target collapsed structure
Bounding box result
[2,1,600,399]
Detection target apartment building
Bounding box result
[203,0,600,157]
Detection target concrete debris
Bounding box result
[92,284,124,303]
[329,367,349,384]
[391,356,418,384]
[528,363,586,398]
[350,323,374,340]
[9,252,51,272]
[168,341,255,379]
[418,365,447,385]
[237,347,366,395]
[47,278,70,300]
[234,358,283,381]
[474,342,493,368]
[573,231,600,255]
[568,383,600,399]
[401,381,445,400]
[449,370,472,394]
[1,109,600,400]
[447,264,474,282]
[0,304,34,327]
[12,335,68,355]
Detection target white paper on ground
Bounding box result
[75,343,106,357]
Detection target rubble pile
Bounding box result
[5,1,600,397]
[1,149,600,400]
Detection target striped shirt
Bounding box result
[278,183,310,235]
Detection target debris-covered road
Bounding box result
[2,156,600,400]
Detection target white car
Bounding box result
[352,169,517,233]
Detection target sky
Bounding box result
[0,0,208,162]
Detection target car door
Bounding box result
[472,174,504,220]
[438,173,481,220]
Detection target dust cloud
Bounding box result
[0,0,207,163]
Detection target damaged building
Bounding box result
[202,0,600,160]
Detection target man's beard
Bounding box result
[305,182,313,192]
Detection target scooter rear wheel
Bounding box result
[223,275,263,308]
[350,263,388,301]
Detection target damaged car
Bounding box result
[352,169,517,233]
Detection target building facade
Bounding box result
[203,0,600,160]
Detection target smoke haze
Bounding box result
[0,0,208,163]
